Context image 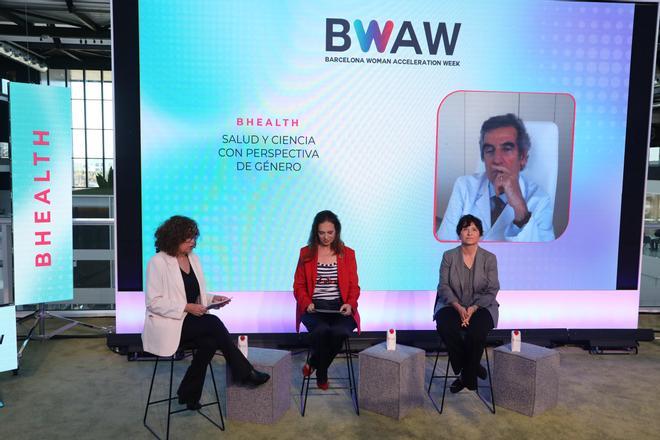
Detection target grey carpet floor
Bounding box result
[1,320,660,440]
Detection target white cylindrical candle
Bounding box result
[511,330,521,352]
[386,328,396,351]
[238,334,248,358]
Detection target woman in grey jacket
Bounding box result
[433,214,499,393]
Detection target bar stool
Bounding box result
[143,346,225,440]
[299,337,359,416]
[427,344,495,414]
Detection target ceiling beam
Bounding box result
[0,24,109,40]
[72,11,99,31]
[0,8,28,28]
[13,41,110,51]
[70,48,108,58]
[1,40,47,59]
[0,34,109,47]
[0,7,84,28]
[59,48,82,61]
[66,0,100,31]
[39,55,111,70]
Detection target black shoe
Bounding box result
[316,368,328,385]
[177,394,202,410]
[240,369,270,388]
[176,392,187,405]
[449,378,465,394]
[185,401,202,411]
[477,364,488,380]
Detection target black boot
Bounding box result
[240,369,270,388]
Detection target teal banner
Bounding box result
[0,306,17,372]
[10,83,73,305]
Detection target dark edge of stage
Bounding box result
[107,329,655,358]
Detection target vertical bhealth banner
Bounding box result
[10,83,73,305]
[0,305,17,372]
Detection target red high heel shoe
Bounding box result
[317,380,329,390]
[302,363,315,377]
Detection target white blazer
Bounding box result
[141,251,213,356]
[438,172,555,242]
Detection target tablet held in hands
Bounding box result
[207,296,232,310]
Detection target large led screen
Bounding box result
[114,0,657,333]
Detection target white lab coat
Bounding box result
[437,172,555,242]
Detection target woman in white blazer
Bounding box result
[142,216,269,410]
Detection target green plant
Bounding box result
[95,166,113,189]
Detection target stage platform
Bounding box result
[2,316,659,439]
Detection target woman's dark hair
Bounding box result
[456,214,483,237]
[155,215,200,256]
[307,210,344,256]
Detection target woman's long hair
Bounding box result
[306,210,344,258]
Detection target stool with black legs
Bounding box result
[427,341,495,414]
[299,337,359,416]
[143,344,225,440]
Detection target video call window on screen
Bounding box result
[434,91,575,243]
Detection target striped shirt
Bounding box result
[313,262,341,301]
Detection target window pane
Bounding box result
[72,100,85,129]
[74,260,111,288]
[69,69,83,81]
[72,205,110,218]
[103,82,112,100]
[72,129,86,158]
[87,158,103,187]
[104,159,114,187]
[86,100,102,129]
[86,70,101,81]
[103,101,113,128]
[73,225,111,249]
[103,70,112,81]
[650,147,660,164]
[73,159,86,188]
[71,81,84,99]
[86,129,103,157]
[104,130,114,159]
[49,69,66,87]
[85,81,102,100]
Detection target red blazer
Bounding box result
[293,245,361,333]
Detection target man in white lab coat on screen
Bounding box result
[437,113,554,242]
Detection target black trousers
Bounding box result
[435,307,494,389]
[177,314,252,404]
[301,312,356,382]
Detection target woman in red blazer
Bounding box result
[293,210,360,389]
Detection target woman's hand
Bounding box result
[339,303,352,316]
[461,305,478,327]
[452,302,469,325]
[211,295,231,308]
[306,303,315,313]
[185,303,207,317]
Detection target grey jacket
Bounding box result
[433,246,500,327]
